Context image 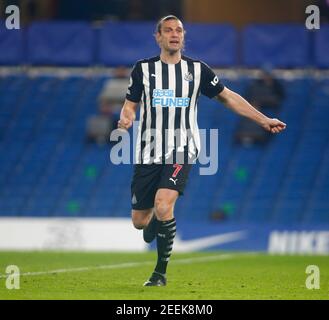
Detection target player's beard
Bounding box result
[164,41,184,55]
[167,48,180,55]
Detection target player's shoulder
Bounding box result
[181,55,201,63]
[135,56,161,65]
[181,56,212,69]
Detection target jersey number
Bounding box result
[172,164,183,178]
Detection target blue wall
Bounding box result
[0,21,328,67]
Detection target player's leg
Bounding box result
[131,164,162,234]
[154,188,178,221]
[142,209,159,243]
[144,163,191,286]
[154,188,178,270]
[131,209,153,230]
[142,185,178,243]
[142,187,178,244]
[131,207,160,243]
[144,188,178,287]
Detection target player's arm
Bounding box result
[216,87,287,134]
[118,99,138,130]
[118,61,143,130]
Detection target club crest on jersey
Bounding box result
[152,89,190,108]
[184,72,193,82]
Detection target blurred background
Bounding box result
[0,0,328,253]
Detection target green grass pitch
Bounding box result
[0,251,328,300]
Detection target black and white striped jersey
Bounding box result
[126,55,224,164]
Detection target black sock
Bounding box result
[155,218,176,275]
[148,213,158,229]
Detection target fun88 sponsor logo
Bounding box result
[152,89,190,108]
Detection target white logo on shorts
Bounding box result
[169,178,178,185]
[132,194,137,205]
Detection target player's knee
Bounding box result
[132,219,146,230]
[131,214,149,229]
[155,198,173,220]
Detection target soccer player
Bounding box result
[118,15,286,286]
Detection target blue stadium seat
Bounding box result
[242,24,310,68]
[0,73,328,226]
[27,22,94,66]
[98,22,158,66]
[184,23,237,67]
[0,23,24,65]
[314,24,329,68]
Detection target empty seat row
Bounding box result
[0,21,329,67]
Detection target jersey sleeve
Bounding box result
[126,62,143,103]
[200,62,224,98]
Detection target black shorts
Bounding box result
[131,163,192,210]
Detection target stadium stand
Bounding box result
[1,21,328,67]
[242,24,311,68]
[0,71,328,224]
[27,21,95,66]
[314,24,329,68]
[0,22,328,225]
[0,23,24,65]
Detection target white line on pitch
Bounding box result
[0,253,249,279]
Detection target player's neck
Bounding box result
[160,51,181,65]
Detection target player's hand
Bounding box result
[261,118,287,134]
[117,118,133,130]
[117,100,137,131]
